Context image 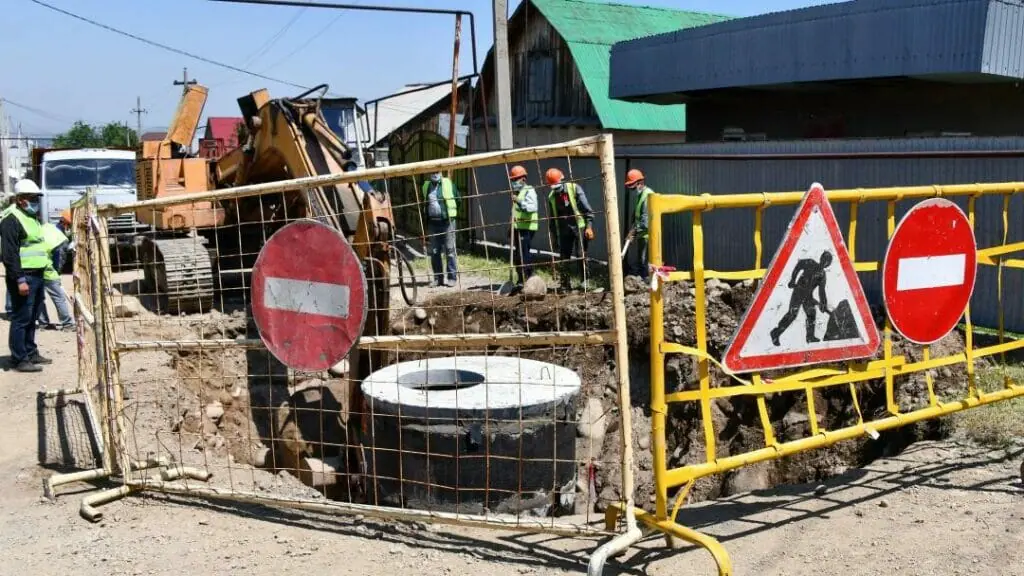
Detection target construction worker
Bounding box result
[545,168,595,291]
[37,213,75,331]
[770,250,833,346]
[422,171,459,287]
[1,179,52,372]
[624,169,653,280]
[509,165,537,286]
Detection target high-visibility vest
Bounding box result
[633,186,653,239]
[547,182,586,230]
[421,178,457,219]
[513,185,538,231]
[42,223,69,281]
[5,207,50,271]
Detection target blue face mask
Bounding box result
[430,173,441,183]
[511,180,524,191]
[23,200,41,216]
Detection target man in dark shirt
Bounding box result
[2,179,52,372]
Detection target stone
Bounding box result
[522,276,547,300]
[723,462,772,494]
[636,431,651,451]
[413,308,428,322]
[577,398,607,449]
[113,299,142,318]
[205,401,224,422]
[878,500,890,508]
[814,484,828,496]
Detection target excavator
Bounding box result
[134,83,395,499]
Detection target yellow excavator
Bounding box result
[134,83,394,497]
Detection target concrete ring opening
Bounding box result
[362,356,581,516]
[397,368,485,391]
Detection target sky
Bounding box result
[1,0,838,138]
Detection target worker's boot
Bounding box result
[769,328,781,347]
[29,353,53,365]
[13,360,42,373]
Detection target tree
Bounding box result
[52,121,139,148]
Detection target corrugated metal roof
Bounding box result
[366,82,467,146]
[530,0,731,131]
[611,0,1024,102]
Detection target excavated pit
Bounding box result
[361,356,581,515]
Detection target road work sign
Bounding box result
[251,219,367,372]
[882,198,977,344]
[723,183,880,373]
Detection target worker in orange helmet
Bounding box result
[508,165,537,287]
[544,167,595,291]
[624,168,653,280]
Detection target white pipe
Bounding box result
[587,523,643,576]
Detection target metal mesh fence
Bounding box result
[68,134,636,538]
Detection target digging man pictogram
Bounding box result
[770,250,861,346]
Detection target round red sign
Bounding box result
[251,219,367,371]
[882,199,977,345]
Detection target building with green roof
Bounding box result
[469,0,731,149]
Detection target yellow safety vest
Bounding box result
[42,223,70,281]
[513,185,538,231]
[633,186,653,239]
[547,182,586,230]
[422,178,457,219]
[6,207,50,271]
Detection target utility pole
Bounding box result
[492,0,513,150]
[0,99,9,195]
[173,67,198,95]
[130,96,147,147]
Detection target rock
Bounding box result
[878,500,890,508]
[522,276,547,300]
[577,398,607,449]
[113,299,142,318]
[205,401,224,422]
[814,484,828,496]
[413,308,428,322]
[723,462,772,494]
[427,316,437,328]
[636,431,650,451]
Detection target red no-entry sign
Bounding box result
[251,219,367,371]
[882,199,977,345]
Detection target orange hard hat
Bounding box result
[61,209,72,223]
[625,169,645,187]
[509,165,527,180]
[544,168,564,186]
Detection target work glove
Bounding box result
[584,227,595,241]
[625,229,635,242]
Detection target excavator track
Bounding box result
[140,236,216,314]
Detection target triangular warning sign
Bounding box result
[722,183,880,374]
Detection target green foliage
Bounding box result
[52,121,138,149]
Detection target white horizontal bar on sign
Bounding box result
[264,277,350,318]
[896,254,966,291]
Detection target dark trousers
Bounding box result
[773,289,819,342]
[8,273,45,364]
[428,219,458,284]
[632,236,649,279]
[512,229,535,284]
[556,226,589,287]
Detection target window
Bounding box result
[527,53,554,103]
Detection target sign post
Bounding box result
[882,198,977,344]
[723,183,880,373]
[251,219,368,372]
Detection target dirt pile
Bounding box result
[403,277,972,512]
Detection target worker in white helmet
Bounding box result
[1,179,53,372]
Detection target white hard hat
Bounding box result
[13,179,42,196]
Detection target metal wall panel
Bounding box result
[617,136,1024,331]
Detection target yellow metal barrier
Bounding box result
[607,182,1024,575]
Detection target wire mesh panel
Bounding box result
[69,134,637,541]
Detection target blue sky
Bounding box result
[1,0,838,137]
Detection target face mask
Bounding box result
[430,173,441,183]
[552,183,564,193]
[23,200,41,215]
[511,180,524,191]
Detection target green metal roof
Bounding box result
[530,0,731,132]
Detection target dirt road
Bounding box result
[1,276,1023,575]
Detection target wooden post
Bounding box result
[448,14,463,166]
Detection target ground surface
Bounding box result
[1,272,1023,575]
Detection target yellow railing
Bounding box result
[607,182,1024,575]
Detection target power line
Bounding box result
[26,0,311,91]
[261,12,343,71]
[241,7,307,68]
[0,98,74,124]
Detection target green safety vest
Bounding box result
[422,178,457,219]
[633,186,653,239]
[42,223,69,281]
[5,206,50,272]
[513,185,538,231]
[547,182,586,230]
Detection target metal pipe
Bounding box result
[43,467,109,500]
